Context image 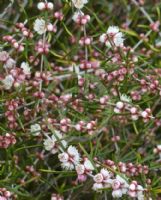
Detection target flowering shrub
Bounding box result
[0,0,161,199]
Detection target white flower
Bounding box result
[93,169,113,190]
[76,164,85,175]
[2,75,14,90]
[67,145,80,163]
[94,173,104,183]
[100,168,111,179]
[58,152,69,162]
[155,39,161,47]
[3,58,16,69]
[95,169,112,183]
[0,51,9,62]
[99,33,107,43]
[114,107,121,114]
[34,18,46,35]
[111,175,129,198]
[58,151,74,170]
[30,124,41,136]
[116,175,129,194]
[137,185,144,200]
[84,159,94,171]
[112,189,123,198]
[47,23,54,32]
[141,111,148,118]
[128,182,144,199]
[116,101,124,109]
[107,26,120,35]
[61,162,75,170]
[120,94,132,103]
[116,175,129,189]
[72,11,84,22]
[113,32,124,47]
[100,26,124,47]
[93,168,113,191]
[137,191,144,200]
[92,183,103,191]
[58,145,80,170]
[72,0,88,9]
[21,62,31,75]
[132,56,138,62]
[44,131,67,154]
[76,159,94,175]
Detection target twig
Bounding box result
[131,0,161,50]
[0,0,14,18]
[132,30,152,51]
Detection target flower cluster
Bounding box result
[0,133,16,149]
[42,129,147,199]
[0,51,15,69]
[72,11,90,25]
[0,188,13,200]
[76,158,94,182]
[35,39,50,54]
[16,23,33,38]
[3,35,24,52]
[0,0,160,199]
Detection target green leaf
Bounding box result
[121,28,139,38]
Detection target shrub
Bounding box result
[0,0,161,199]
